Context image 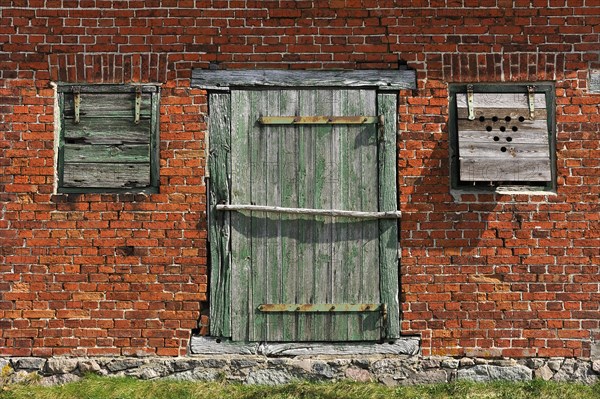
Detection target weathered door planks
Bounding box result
[211,88,399,342]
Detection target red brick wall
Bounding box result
[1,1,599,357]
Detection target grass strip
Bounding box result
[1,375,600,399]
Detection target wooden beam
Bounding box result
[191,69,417,90]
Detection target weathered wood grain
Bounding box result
[192,69,417,90]
[459,158,552,181]
[62,163,150,188]
[208,92,232,338]
[459,142,550,159]
[456,92,546,108]
[230,90,254,342]
[258,338,420,356]
[377,92,400,339]
[63,93,152,119]
[63,144,149,163]
[63,118,151,145]
[189,336,259,355]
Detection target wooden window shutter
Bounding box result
[57,85,160,193]
[454,84,554,185]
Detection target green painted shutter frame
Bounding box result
[209,88,400,342]
[57,85,160,193]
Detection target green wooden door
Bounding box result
[208,88,399,342]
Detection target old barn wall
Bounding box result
[1,0,600,358]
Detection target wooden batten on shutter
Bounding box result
[456,92,551,182]
[60,90,153,190]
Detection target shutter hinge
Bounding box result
[527,85,535,120]
[134,86,142,124]
[466,85,475,121]
[73,86,81,124]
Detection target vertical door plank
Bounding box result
[311,89,335,341]
[249,90,269,341]
[378,92,400,339]
[277,89,300,342]
[208,92,231,338]
[295,89,316,341]
[264,90,283,341]
[358,89,381,341]
[230,90,253,341]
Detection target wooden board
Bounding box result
[63,92,152,119]
[377,92,400,339]
[192,69,417,91]
[62,163,150,188]
[63,118,151,145]
[207,93,232,338]
[459,158,551,181]
[456,92,546,109]
[63,144,150,163]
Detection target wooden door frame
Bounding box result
[193,69,417,342]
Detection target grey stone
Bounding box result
[172,359,203,372]
[345,367,373,382]
[403,369,448,385]
[44,359,78,375]
[198,358,228,369]
[456,365,491,382]
[553,361,597,384]
[246,369,296,385]
[40,373,81,386]
[457,365,531,382]
[459,358,475,367]
[534,365,554,381]
[167,368,221,382]
[128,362,174,380]
[441,358,459,369]
[547,358,563,372]
[421,357,441,369]
[231,359,261,369]
[526,358,545,370]
[351,359,371,369]
[106,358,145,372]
[488,365,532,381]
[592,360,600,374]
[78,360,101,374]
[13,357,46,371]
[312,362,334,379]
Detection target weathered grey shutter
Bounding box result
[58,86,159,192]
[456,91,551,182]
[209,88,399,342]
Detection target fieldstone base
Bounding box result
[1,355,599,386]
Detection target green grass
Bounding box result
[1,375,600,399]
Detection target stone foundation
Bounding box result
[1,355,599,386]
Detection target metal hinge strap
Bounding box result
[216,204,401,219]
[257,303,384,313]
[527,85,535,120]
[258,116,379,125]
[134,86,142,124]
[73,87,81,124]
[466,84,475,120]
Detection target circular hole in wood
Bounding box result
[479,116,485,122]
[501,146,507,152]
[506,137,513,142]
[500,126,506,132]
[512,126,519,132]
[493,136,500,141]
[486,126,493,132]
[518,116,525,122]
[492,116,499,122]
[505,116,512,122]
